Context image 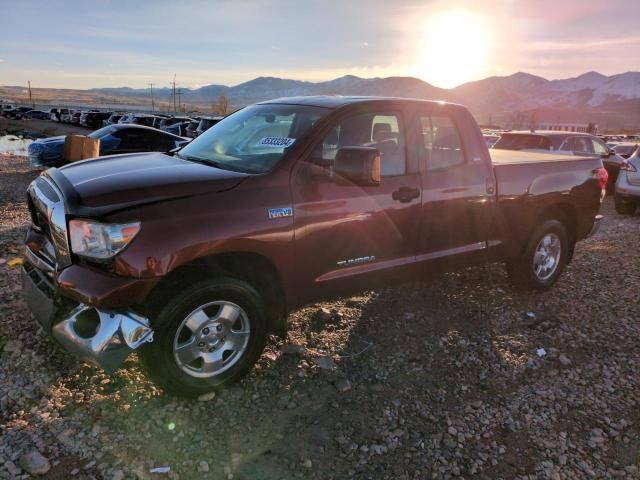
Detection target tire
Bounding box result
[614,194,637,215]
[507,219,570,291]
[139,277,267,397]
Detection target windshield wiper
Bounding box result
[177,153,253,174]
[177,153,227,169]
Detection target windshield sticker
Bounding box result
[257,137,296,148]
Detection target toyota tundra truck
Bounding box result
[21,97,607,397]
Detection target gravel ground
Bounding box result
[1,152,639,480]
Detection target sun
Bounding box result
[414,10,490,88]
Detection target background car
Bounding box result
[102,113,124,127]
[612,142,639,159]
[80,111,112,128]
[195,116,224,137]
[70,112,82,124]
[27,124,190,168]
[22,110,51,120]
[163,120,197,137]
[0,105,16,116]
[5,106,35,119]
[158,115,194,131]
[493,130,625,191]
[614,147,640,214]
[119,114,160,127]
[60,110,76,123]
[51,108,70,122]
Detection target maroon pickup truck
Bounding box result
[22,97,607,396]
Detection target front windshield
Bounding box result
[177,104,328,173]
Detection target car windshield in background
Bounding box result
[177,104,328,173]
[493,134,552,151]
[88,126,116,139]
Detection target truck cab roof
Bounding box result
[258,95,458,110]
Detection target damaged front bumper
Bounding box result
[22,257,154,373]
[52,305,153,373]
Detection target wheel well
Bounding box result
[145,252,288,336]
[536,203,578,260]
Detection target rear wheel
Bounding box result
[614,194,637,215]
[507,219,570,291]
[139,277,267,397]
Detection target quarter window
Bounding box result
[592,139,608,155]
[420,115,465,170]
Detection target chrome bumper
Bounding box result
[52,306,154,373]
[22,261,154,373]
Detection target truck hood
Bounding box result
[52,152,248,212]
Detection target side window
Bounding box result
[115,129,148,150]
[592,138,608,155]
[152,132,178,151]
[575,137,594,154]
[420,115,465,170]
[313,112,406,177]
[560,137,576,152]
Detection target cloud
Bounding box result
[359,42,369,47]
[0,58,4,63]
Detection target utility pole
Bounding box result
[149,83,155,113]
[28,80,34,107]
[172,74,177,113]
[176,89,183,112]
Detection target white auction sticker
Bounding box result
[256,137,296,148]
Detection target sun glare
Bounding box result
[415,10,490,88]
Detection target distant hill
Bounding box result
[3,71,639,129]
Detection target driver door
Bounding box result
[291,103,422,302]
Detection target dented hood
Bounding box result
[51,152,248,213]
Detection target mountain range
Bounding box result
[2,71,639,129]
[88,71,640,129]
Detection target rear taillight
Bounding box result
[620,161,638,172]
[593,167,608,190]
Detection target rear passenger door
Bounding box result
[415,108,495,270]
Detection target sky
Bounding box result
[0,0,639,90]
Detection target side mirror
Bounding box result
[334,147,381,186]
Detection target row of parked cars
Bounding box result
[481,129,640,215]
[0,104,224,139]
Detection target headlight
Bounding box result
[69,220,140,259]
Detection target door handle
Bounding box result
[392,187,420,203]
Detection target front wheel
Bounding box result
[139,277,267,397]
[507,219,570,291]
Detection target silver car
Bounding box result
[614,146,640,215]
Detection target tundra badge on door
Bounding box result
[268,207,293,219]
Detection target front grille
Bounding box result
[27,175,72,269]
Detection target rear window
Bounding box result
[493,134,552,151]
